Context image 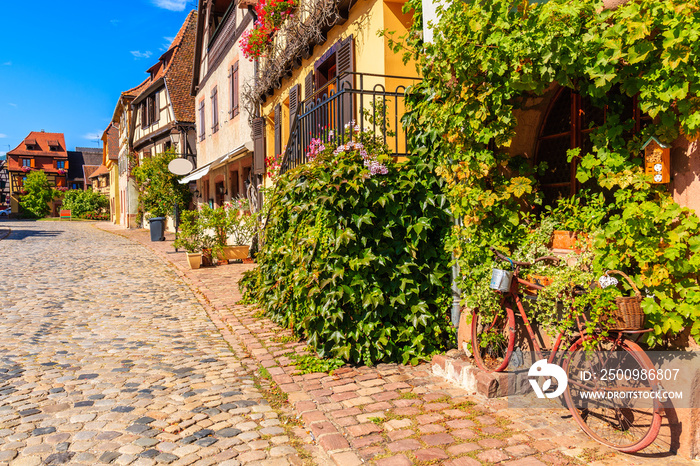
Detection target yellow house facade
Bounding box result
[100,122,120,224]
[249,0,419,194]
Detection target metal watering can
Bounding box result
[489,257,514,292]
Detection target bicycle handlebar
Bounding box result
[490,246,561,268]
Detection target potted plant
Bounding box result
[545,191,607,251]
[173,210,204,269]
[198,205,227,265]
[223,209,256,260]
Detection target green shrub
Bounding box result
[19,170,58,218]
[241,130,453,365]
[132,150,192,219]
[61,189,108,218]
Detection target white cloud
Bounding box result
[8,103,17,107]
[152,0,186,11]
[82,132,103,141]
[2,62,10,66]
[0,152,6,157]
[0,134,6,138]
[164,36,175,43]
[110,19,120,25]
[130,50,153,59]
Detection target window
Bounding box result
[198,100,206,141]
[56,161,65,170]
[211,87,219,133]
[535,87,652,203]
[22,159,31,167]
[229,62,239,118]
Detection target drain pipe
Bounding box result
[450,216,462,334]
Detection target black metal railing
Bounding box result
[280,72,420,174]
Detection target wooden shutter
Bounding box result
[336,36,355,125]
[155,91,160,122]
[30,159,35,168]
[211,87,219,132]
[289,84,300,132]
[233,62,239,117]
[304,71,314,102]
[198,100,205,140]
[228,66,233,118]
[252,117,266,175]
[141,103,147,129]
[274,104,281,157]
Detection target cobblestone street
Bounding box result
[0,220,695,466]
[0,221,319,466]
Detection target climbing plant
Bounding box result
[393,0,700,345]
[241,128,453,365]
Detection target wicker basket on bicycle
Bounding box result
[605,270,645,330]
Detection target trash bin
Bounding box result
[149,217,166,241]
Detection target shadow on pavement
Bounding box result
[4,229,62,240]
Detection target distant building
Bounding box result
[0,155,8,207]
[100,123,120,223]
[7,131,69,216]
[130,11,198,165]
[67,147,102,190]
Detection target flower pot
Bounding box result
[550,230,578,250]
[223,245,250,261]
[186,252,202,269]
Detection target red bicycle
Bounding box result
[470,248,663,452]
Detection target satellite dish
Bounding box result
[168,158,193,175]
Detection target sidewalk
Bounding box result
[96,223,694,466]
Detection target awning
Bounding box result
[179,141,253,184]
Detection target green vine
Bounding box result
[241,128,453,365]
[394,0,700,346]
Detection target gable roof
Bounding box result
[101,123,120,161]
[133,11,198,124]
[8,131,68,158]
[82,165,101,181]
[89,165,109,179]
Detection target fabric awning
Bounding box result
[179,141,253,184]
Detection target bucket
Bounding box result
[490,268,513,292]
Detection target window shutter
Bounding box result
[228,66,233,118]
[336,36,355,126]
[211,87,219,133]
[141,103,147,129]
[155,91,160,122]
[198,100,205,140]
[233,61,239,117]
[30,159,35,168]
[304,71,314,103]
[274,104,281,157]
[289,84,300,132]
[252,117,266,175]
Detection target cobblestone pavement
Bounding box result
[0,221,324,466]
[97,223,696,466]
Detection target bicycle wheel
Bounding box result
[471,303,515,372]
[562,337,662,452]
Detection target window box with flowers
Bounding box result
[21,166,31,173]
[57,169,67,175]
[240,0,298,60]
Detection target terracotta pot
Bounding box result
[223,245,250,260]
[550,230,578,250]
[186,252,202,269]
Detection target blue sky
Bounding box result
[0,0,197,157]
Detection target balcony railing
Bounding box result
[280,72,421,175]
